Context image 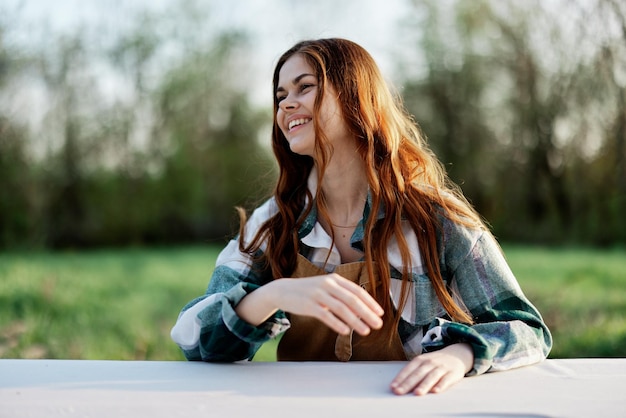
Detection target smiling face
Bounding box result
[276,54,352,158]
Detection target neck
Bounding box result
[317,150,369,227]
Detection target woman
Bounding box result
[171,38,552,396]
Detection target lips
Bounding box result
[287,117,312,132]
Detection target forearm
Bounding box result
[443,343,474,374]
[439,224,552,374]
[234,280,282,326]
[172,280,289,362]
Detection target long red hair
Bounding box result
[239,38,481,329]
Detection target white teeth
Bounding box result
[288,118,311,130]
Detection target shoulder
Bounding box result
[249,197,279,222]
[435,208,488,272]
[214,197,278,267]
[240,197,279,245]
[437,211,483,246]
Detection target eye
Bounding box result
[276,94,287,103]
[299,83,314,92]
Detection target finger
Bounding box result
[314,304,351,335]
[328,292,381,334]
[333,278,384,316]
[390,360,433,395]
[326,282,383,330]
[430,370,462,394]
[412,368,446,396]
[390,361,417,393]
[315,292,372,336]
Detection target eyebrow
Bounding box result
[276,73,316,94]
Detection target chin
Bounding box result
[287,140,314,157]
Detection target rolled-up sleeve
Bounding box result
[171,199,290,362]
[171,268,289,362]
[421,218,552,375]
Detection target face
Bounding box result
[276,54,351,158]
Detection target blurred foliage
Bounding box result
[0,3,275,249]
[402,0,626,245]
[0,0,625,249]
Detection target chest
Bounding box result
[329,225,362,263]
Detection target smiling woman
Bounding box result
[171,38,552,397]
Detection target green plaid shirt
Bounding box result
[171,196,552,375]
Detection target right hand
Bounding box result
[236,274,384,336]
[273,274,384,336]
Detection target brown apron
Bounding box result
[277,254,407,361]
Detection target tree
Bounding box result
[401,0,626,244]
[0,3,275,248]
[153,32,275,241]
[0,16,40,248]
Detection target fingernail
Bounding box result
[392,385,406,395]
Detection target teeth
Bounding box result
[288,118,311,130]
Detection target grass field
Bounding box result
[503,245,626,358]
[0,245,624,361]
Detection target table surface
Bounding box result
[1,358,625,418]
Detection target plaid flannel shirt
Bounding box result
[171,196,552,375]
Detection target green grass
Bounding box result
[0,247,217,360]
[0,245,624,360]
[502,245,626,358]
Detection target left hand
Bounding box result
[390,343,474,396]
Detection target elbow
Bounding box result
[541,325,553,359]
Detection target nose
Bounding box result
[279,95,298,112]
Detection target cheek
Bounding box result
[319,96,342,128]
[322,109,346,135]
[275,110,287,134]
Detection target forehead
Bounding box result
[277,54,316,87]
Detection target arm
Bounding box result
[172,250,385,362]
[392,216,552,395]
[235,275,384,337]
[171,198,384,361]
[170,199,289,362]
[423,218,552,375]
[170,240,289,362]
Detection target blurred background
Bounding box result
[1,0,625,248]
[0,0,624,360]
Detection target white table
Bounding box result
[1,359,625,417]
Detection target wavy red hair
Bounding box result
[239,38,482,331]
